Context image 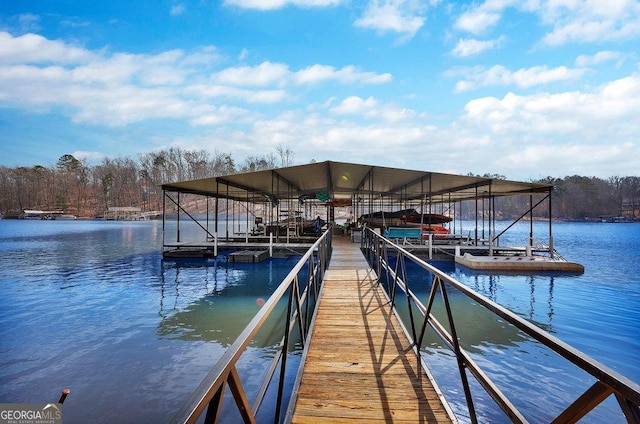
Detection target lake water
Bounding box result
[0,219,638,423]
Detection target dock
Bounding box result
[162,239,314,258]
[289,236,454,423]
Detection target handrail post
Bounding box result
[203,384,225,424]
[439,279,478,423]
[274,281,295,422]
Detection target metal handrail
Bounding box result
[362,227,640,424]
[532,237,567,261]
[169,228,333,424]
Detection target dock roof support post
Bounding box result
[481,190,486,241]
[488,182,493,256]
[449,191,454,234]
[428,175,433,222]
[529,194,533,248]
[492,195,496,245]
[215,181,219,235]
[276,174,281,243]
[419,178,425,226]
[177,192,181,243]
[245,190,249,243]
[549,188,554,259]
[162,189,166,249]
[475,185,479,245]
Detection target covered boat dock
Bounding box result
[164,162,636,424]
[160,160,580,270]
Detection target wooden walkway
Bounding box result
[290,236,454,423]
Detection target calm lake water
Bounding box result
[0,219,638,423]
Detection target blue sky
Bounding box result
[1,0,639,180]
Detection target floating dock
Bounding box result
[162,240,314,258]
[455,252,585,273]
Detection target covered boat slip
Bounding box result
[160,160,566,268]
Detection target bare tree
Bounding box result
[276,144,294,167]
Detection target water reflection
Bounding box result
[155,254,303,423]
[391,261,555,351]
[158,257,290,347]
[395,262,609,423]
[453,267,564,331]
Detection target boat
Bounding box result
[409,223,451,238]
[258,216,326,236]
[359,209,452,228]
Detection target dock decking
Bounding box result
[290,236,454,423]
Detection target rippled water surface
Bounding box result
[0,220,299,423]
[0,219,638,423]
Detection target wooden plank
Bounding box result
[291,236,453,423]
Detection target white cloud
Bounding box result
[225,0,427,40]
[212,62,290,87]
[536,0,640,45]
[453,75,640,176]
[170,3,186,16]
[246,111,432,166]
[106,74,640,179]
[454,0,517,35]
[451,36,505,57]
[72,151,105,162]
[223,0,341,10]
[451,64,588,92]
[453,1,640,49]
[234,74,637,178]
[189,105,250,125]
[186,84,288,103]
[354,0,426,38]
[0,32,94,64]
[17,14,42,32]
[210,62,392,87]
[238,48,250,61]
[455,9,502,35]
[294,64,392,85]
[0,32,392,129]
[575,50,623,67]
[329,96,415,121]
[331,96,378,115]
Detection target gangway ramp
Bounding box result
[289,236,454,423]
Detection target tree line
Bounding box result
[0,146,294,218]
[458,173,639,221]
[0,148,638,221]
